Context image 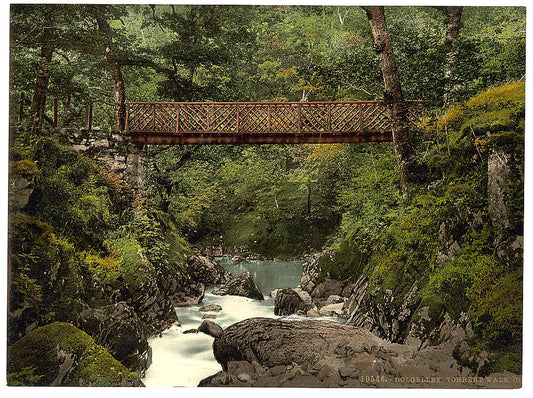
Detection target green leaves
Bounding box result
[10,5,526,126]
[8,135,191,345]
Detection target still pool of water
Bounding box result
[215,257,306,294]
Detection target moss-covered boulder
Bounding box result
[7,322,143,386]
[76,302,151,376]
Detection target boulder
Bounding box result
[12,177,33,209]
[306,308,321,318]
[227,360,256,376]
[231,255,244,265]
[300,252,352,299]
[274,289,308,316]
[318,302,344,317]
[204,317,521,388]
[131,279,183,331]
[170,282,205,307]
[198,371,233,387]
[7,322,143,386]
[198,320,224,338]
[199,304,222,313]
[186,255,232,286]
[212,272,264,301]
[293,288,312,305]
[76,302,151,375]
[212,317,400,371]
[311,278,344,298]
[156,273,205,308]
[347,284,419,343]
[323,294,345,305]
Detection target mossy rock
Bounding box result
[438,81,525,142]
[7,322,142,386]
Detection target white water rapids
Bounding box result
[142,258,343,387]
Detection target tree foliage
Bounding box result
[10,5,525,127]
[8,4,525,377]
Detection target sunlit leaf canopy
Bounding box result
[10,4,525,129]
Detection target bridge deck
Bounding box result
[126,101,423,145]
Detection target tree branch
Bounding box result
[10,26,40,49]
[151,145,201,173]
[334,79,382,99]
[171,146,200,172]
[53,50,72,65]
[118,58,175,77]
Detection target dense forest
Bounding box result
[8,4,524,387]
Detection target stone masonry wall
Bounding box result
[52,127,146,193]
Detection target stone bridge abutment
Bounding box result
[55,127,146,194]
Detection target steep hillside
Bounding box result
[8,133,194,380]
[310,81,524,374]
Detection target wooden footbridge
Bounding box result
[125,101,424,145]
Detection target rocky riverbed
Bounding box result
[192,253,521,389]
[199,317,520,388]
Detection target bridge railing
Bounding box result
[125,101,424,135]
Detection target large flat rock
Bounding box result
[201,317,521,389]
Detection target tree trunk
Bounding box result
[61,94,83,128]
[18,92,25,124]
[92,6,126,131]
[442,6,463,106]
[306,182,311,216]
[152,146,199,213]
[159,183,173,213]
[362,6,413,191]
[29,43,54,131]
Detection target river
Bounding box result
[142,257,341,387]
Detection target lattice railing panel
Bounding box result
[301,105,328,132]
[126,101,423,137]
[406,102,425,126]
[210,105,238,132]
[128,104,154,131]
[239,105,268,132]
[360,103,391,131]
[270,105,298,132]
[330,104,360,131]
[153,104,177,132]
[179,105,208,132]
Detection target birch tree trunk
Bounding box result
[442,6,463,106]
[361,6,413,191]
